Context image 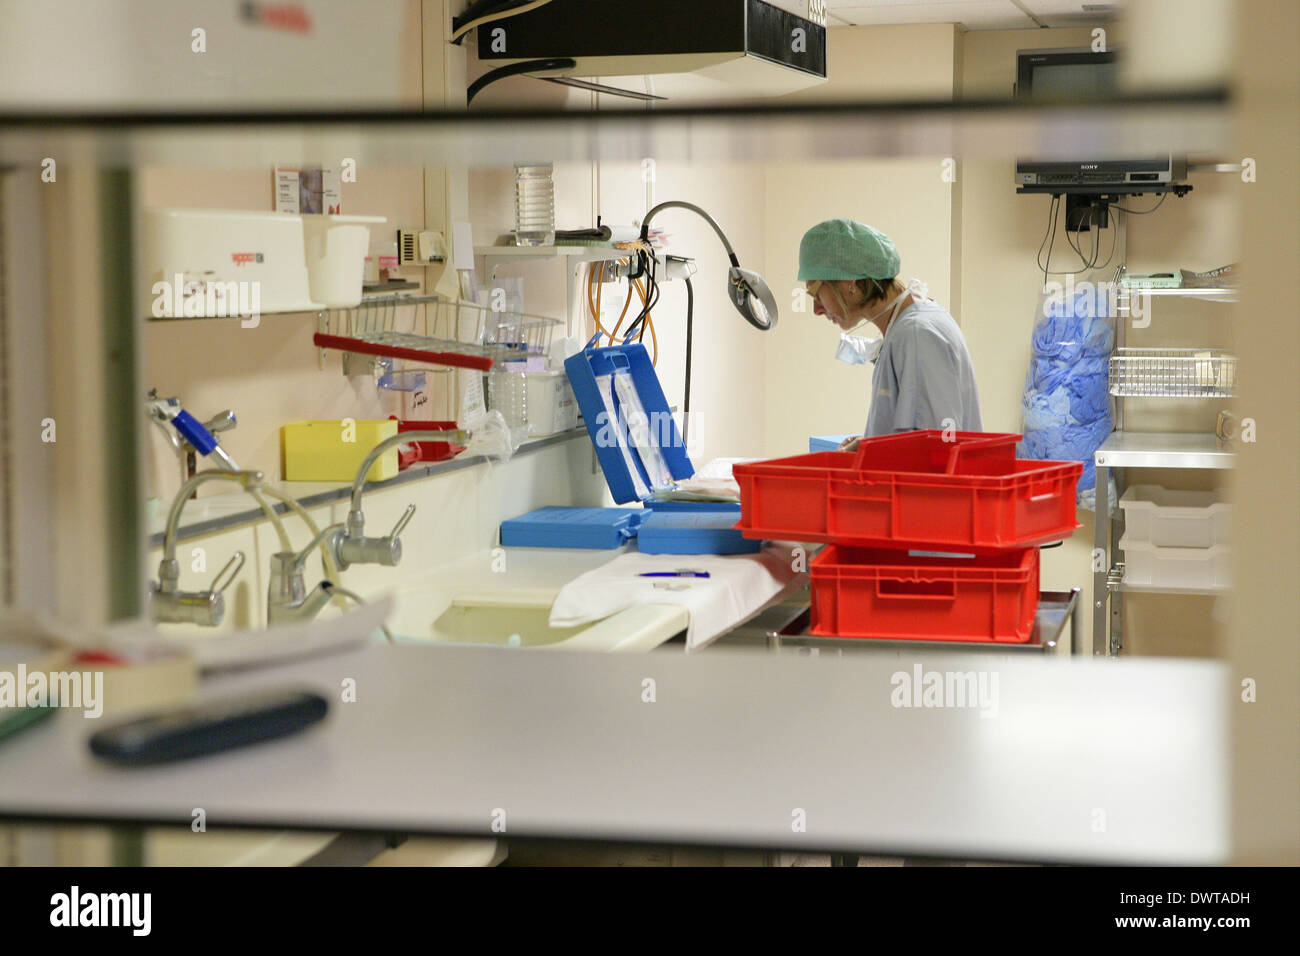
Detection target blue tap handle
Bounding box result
[170,410,219,456]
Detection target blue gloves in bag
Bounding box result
[1019,286,1115,510]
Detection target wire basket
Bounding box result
[1108,348,1238,398]
[315,294,561,371]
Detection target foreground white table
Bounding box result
[0,644,1229,864]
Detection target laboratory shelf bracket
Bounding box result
[312,293,562,376]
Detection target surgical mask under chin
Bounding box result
[831,278,928,365]
[835,331,884,365]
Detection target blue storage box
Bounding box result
[809,433,857,452]
[500,507,643,549]
[642,499,742,514]
[561,341,762,554]
[564,343,694,504]
[637,511,762,555]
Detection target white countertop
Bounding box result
[0,644,1229,863]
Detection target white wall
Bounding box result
[466,64,771,468]
[138,164,431,502]
[762,24,960,457]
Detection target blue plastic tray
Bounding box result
[500,507,643,549]
[637,511,762,555]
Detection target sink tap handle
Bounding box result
[390,503,417,539]
[203,410,238,434]
[210,551,246,594]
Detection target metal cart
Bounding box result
[715,588,1082,657]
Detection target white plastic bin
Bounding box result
[140,208,321,316]
[1118,485,1231,548]
[1117,539,1231,590]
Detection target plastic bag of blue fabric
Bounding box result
[1018,285,1115,510]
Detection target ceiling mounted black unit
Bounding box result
[474,0,827,100]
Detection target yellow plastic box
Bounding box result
[281,420,400,483]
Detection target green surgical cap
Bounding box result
[797,219,900,282]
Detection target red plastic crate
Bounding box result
[810,545,1040,643]
[733,430,1081,551]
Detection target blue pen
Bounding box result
[638,570,711,578]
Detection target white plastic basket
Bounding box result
[1119,485,1231,548]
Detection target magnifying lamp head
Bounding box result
[728,266,779,331]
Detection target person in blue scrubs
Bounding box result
[799,219,982,451]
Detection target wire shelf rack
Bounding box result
[1108,348,1238,398]
[314,293,562,372]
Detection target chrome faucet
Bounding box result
[265,518,351,625]
[147,390,241,486]
[259,427,468,625]
[334,428,470,570]
[152,469,263,627]
[266,556,336,626]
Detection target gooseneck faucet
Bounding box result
[152,469,264,627]
[335,428,470,570]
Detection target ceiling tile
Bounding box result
[1018,0,1123,26]
[826,1,1037,30]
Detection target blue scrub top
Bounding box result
[864,299,983,437]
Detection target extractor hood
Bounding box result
[473,0,828,102]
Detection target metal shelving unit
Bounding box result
[1092,277,1237,657]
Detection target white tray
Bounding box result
[1118,537,1231,591]
[1119,485,1231,549]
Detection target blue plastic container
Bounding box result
[637,511,761,555]
[500,507,643,549]
[558,341,763,554]
[642,499,742,514]
[809,434,857,452]
[564,343,694,504]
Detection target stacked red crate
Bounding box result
[733,431,1082,643]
